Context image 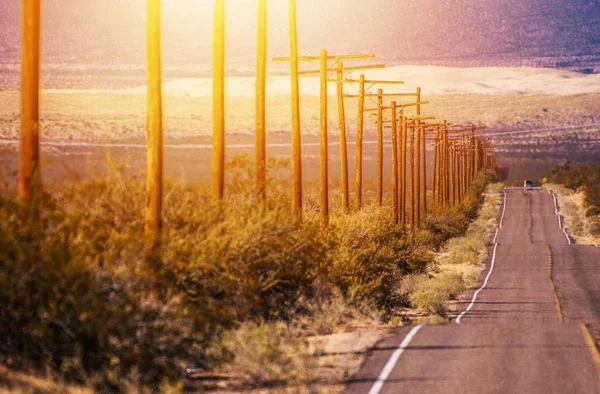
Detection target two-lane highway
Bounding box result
[345,189,600,394]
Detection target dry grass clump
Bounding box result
[436,183,502,267]
[0,364,94,394]
[220,322,316,387]
[401,272,465,317]
[293,289,382,336]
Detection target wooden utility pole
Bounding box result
[422,123,427,214]
[463,137,469,195]
[420,122,445,209]
[345,80,406,209]
[255,0,267,202]
[370,101,430,224]
[321,55,384,228]
[400,113,407,225]
[376,89,384,206]
[336,62,349,212]
[19,0,41,202]
[475,137,481,172]
[331,63,391,212]
[451,143,458,206]
[409,120,416,230]
[415,87,422,227]
[288,0,302,218]
[390,101,399,224]
[374,101,431,228]
[470,125,476,181]
[273,52,382,222]
[319,49,329,230]
[367,89,430,231]
[460,139,467,199]
[432,126,439,207]
[145,0,163,253]
[355,75,365,211]
[441,125,450,206]
[212,0,225,200]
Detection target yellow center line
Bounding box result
[579,324,600,378]
[546,244,564,323]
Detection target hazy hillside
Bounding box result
[1,0,600,90]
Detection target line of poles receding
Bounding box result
[17,0,497,256]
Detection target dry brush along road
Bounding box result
[345,188,600,394]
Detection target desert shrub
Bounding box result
[0,169,321,390]
[424,171,497,248]
[403,272,465,317]
[0,156,496,389]
[548,161,600,207]
[324,206,431,313]
[163,194,324,322]
[591,219,600,237]
[0,187,218,392]
[293,288,381,336]
[423,209,469,247]
[585,181,600,208]
[221,322,315,386]
[585,207,600,218]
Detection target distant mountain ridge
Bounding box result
[1,0,599,75]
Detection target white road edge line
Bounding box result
[457,189,506,324]
[455,243,499,325]
[367,189,508,392]
[493,190,506,243]
[367,324,424,394]
[498,190,507,230]
[552,192,572,245]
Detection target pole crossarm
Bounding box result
[342,79,405,84]
[272,53,376,62]
[350,92,409,99]
[274,54,383,76]
[346,91,419,97]
[299,64,385,75]
[336,80,404,85]
[384,117,436,129]
[345,91,408,98]
[404,115,436,120]
[367,101,429,113]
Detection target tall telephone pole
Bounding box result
[19,0,41,202]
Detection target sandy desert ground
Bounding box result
[1,66,600,142]
[1,66,599,187]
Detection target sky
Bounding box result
[1,0,600,70]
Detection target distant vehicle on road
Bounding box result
[524,180,534,191]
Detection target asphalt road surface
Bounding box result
[345,189,600,394]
